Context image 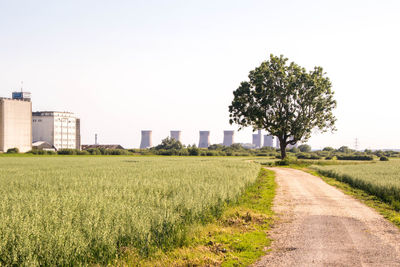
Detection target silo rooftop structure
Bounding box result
[170,131,182,142]
[223,130,234,146]
[140,130,152,149]
[198,131,210,148]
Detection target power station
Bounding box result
[198,131,210,148]
[170,130,181,142]
[263,135,275,148]
[252,129,262,148]
[223,130,234,146]
[140,130,152,149]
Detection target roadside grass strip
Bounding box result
[123,168,276,266]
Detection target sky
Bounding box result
[0,0,399,150]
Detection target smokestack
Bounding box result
[95,133,98,145]
[140,130,152,149]
[198,131,210,148]
[170,131,181,142]
[263,135,274,147]
[223,130,234,146]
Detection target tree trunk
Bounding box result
[279,139,287,159]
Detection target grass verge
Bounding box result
[301,168,400,228]
[118,168,276,266]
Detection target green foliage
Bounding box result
[229,54,336,159]
[154,137,183,150]
[0,157,260,266]
[187,145,200,156]
[323,147,334,151]
[57,149,79,155]
[336,155,373,161]
[380,156,389,161]
[27,149,56,155]
[337,146,352,153]
[6,147,19,154]
[298,144,311,152]
[296,153,321,160]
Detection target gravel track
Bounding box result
[254,167,400,267]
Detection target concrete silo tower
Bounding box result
[223,131,234,146]
[263,135,274,148]
[276,138,280,149]
[140,130,152,149]
[170,131,182,142]
[198,131,210,148]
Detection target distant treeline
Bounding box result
[5,138,400,160]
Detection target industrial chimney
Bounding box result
[263,135,274,148]
[170,131,182,142]
[223,130,234,146]
[198,131,210,148]
[140,130,152,149]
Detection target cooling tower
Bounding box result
[252,134,259,148]
[252,130,262,148]
[170,130,181,142]
[198,131,210,148]
[263,135,274,148]
[223,130,234,146]
[140,130,152,149]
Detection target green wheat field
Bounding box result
[0,156,259,266]
[313,159,400,210]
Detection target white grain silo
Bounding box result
[276,138,280,149]
[263,135,274,148]
[198,131,210,148]
[140,130,152,149]
[170,131,181,142]
[223,130,234,146]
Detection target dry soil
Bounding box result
[254,167,400,267]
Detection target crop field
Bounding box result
[0,156,260,266]
[313,159,400,210]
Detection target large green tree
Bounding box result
[229,54,336,159]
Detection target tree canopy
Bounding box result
[229,54,336,159]
[154,137,183,150]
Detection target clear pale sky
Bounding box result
[1,0,399,150]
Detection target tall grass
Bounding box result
[0,156,259,266]
[313,160,400,211]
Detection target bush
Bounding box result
[6,148,19,154]
[336,155,373,161]
[298,144,311,152]
[188,146,200,156]
[57,149,78,155]
[86,148,102,155]
[380,156,389,161]
[277,159,291,166]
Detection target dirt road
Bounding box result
[254,167,400,267]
